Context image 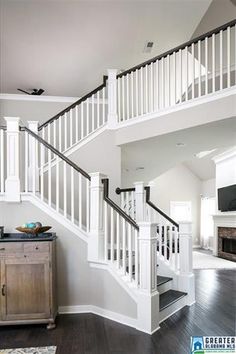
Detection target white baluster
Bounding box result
[79,173,82,229]
[167,54,170,106]
[135,69,139,117]
[86,99,89,135]
[145,65,148,113]
[126,73,130,119]
[86,178,90,232]
[122,75,125,121]
[122,218,126,275]
[59,116,62,152]
[212,33,215,93]
[28,121,39,193]
[96,91,100,128]
[134,181,145,222]
[205,37,208,95]
[220,30,223,90]
[163,224,167,260]
[117,78,121,122]
[128,224,132,282]
[131,71,134,118]
[161,57,164,107]
[102,86,106,124]
[191,43,195,99]
[110,207,114,262]
[173,52,176,104]
[92,94,95,132]
[64,113,67,151]
[155,60,159,110]
[174,227,178,271]
[198,40,201,97]
[134,229,139,287]
[185,47,188,101]
[81,102,84,139]
[227,26,230,88]
[107,69,118,128]
[24,131,28,193]
[63,161,67,217]
[140,67,144,115]
[116,213,120,268]
[75,105,79,142]
[56,156,59,213]
[71,167,74,223]
[104,201,108,261]
[150,62,154,111]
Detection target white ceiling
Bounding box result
[0,0,211,96]
[121,117,236,185]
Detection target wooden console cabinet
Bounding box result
[0,234,57,329]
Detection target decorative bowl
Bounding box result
[16,226,52,235]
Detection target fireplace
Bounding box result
[218,227,236,262]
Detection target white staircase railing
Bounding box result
[23,126,91,233]
[38,78,108,155]
[116,20,236,123]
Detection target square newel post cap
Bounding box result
[89,172,107,187]
[4,117,21,130]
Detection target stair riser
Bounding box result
[157,281,172,295]
[159,296,187,323]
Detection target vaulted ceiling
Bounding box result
[0,0,212,96]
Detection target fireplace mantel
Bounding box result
[213,213,236,256]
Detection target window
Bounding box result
[170,201,192,222]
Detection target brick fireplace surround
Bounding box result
[218,227,236,262]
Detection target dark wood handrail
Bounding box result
[117,19,236,78]
[115,187,135,194]
[145,187,179,230]
[38,75,108,130]
[21,126,91,180]
[116,185,179,229]
[102,179,139,231]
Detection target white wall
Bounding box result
[0,201,137,319]
[201,178,216,198]
[192,0,236,38]
[0,97,74,126]
[150,164,201,246]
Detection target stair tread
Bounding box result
[159,290,187,311]
[157,275,173,287]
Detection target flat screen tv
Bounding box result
[218,184,236,212]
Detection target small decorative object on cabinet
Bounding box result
[0,232,57,329]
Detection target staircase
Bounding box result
[0,19,235,334]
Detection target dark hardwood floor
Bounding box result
[0,269,235,354]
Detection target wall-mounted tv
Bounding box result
[218,184,236,212]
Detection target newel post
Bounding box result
[4,117,21,202]
[88,172,106,263]
[107,69,118,129]
[178,221,195,305]
[28,121,39,192]
[134,181,145,222]
[137,222,159,334]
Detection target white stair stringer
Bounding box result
[21,193,88,243]
[41,124,107,173]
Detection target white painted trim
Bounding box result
[58,304,138,331]
[0,93,79,103]
[212,146,236,164]
[116,86,236,130]
[41,125,107,173]
[21,193,89,243]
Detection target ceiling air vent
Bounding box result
[143,41,154,53]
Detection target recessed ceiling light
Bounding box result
[176,142,186,147]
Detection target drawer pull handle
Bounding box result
[0,248,5,251]
[1,284,6,296]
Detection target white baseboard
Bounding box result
[58,304,137,330]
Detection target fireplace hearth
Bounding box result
[218,227,236,262]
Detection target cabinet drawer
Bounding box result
[0,243,23,254]
[23,242,50,253]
